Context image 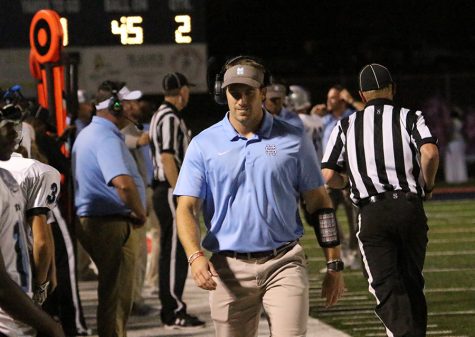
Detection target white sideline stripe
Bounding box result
[352,326,385,331]
[429,310,475,316]
[426,287,475,292]
[429,237,475,243]
[431,228,475,233]
[342,321,382,326]
[341,267,474,277]
[424,268,474,272]
[338,288,475,296]
[344,321,438,328]
[319,309,475,318]
[318,310,375,316]
[342,267,474,276]
[426,331,455,335]
[427,250,475,256]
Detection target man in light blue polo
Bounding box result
[175,56,345,337]
[72,80,146,337]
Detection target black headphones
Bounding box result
[108,90,123,116]
[213,55,272,105]
[98,80,124,116]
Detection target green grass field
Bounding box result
[304,199,475,337]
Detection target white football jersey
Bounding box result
[299,114,324,162]
[0,167,34,337]
[0,152,61,215]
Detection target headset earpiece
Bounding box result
[108,91,123,116]
[213,55,271,105]
[214,74,226,105]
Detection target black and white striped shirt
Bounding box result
[321,98,437,203]
[149,102,191,183]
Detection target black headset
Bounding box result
[108,90,123,116]
[98,80,124,116]
[213,55,272,105]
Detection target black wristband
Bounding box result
[327,259,344,272]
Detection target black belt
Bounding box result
[217,240,298,260]
[80,213,136,223]
[358,191,419,208]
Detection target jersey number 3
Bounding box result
[47,183,58,204]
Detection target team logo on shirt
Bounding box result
[265,144,277,156]
[0,169,19,193]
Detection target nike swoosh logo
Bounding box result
[217,150,231,156]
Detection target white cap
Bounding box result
[118,86,142,101]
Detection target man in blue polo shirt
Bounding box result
[72,81,146,337]
[175,57,345,337]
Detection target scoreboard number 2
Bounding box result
[174,15,192,44]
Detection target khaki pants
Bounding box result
[209,243,309,337]
[77,216,139,337]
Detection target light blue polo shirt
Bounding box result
[174,110,324,252]
[72,116,146,216]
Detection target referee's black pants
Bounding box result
[357,193,428,337]
[152,183,188,324]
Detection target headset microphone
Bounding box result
[125,116,144,130]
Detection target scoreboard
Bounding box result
[0,0,207,95]
[1,0,205,47]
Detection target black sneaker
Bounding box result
[164,312,205,329]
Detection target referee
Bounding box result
[321,63,439,337]
[149,72,204,328]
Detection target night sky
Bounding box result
[205,0,475,77]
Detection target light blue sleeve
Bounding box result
[298,132,324,192]
[97,136,131,185]
[174,139,207,199]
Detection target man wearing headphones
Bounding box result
[174,56,345,336]
[72,81,146,337]
[149,72,205,328]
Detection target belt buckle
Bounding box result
[369,196,378,203]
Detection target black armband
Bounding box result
[310,208,340,248]
[26,207,50,218]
